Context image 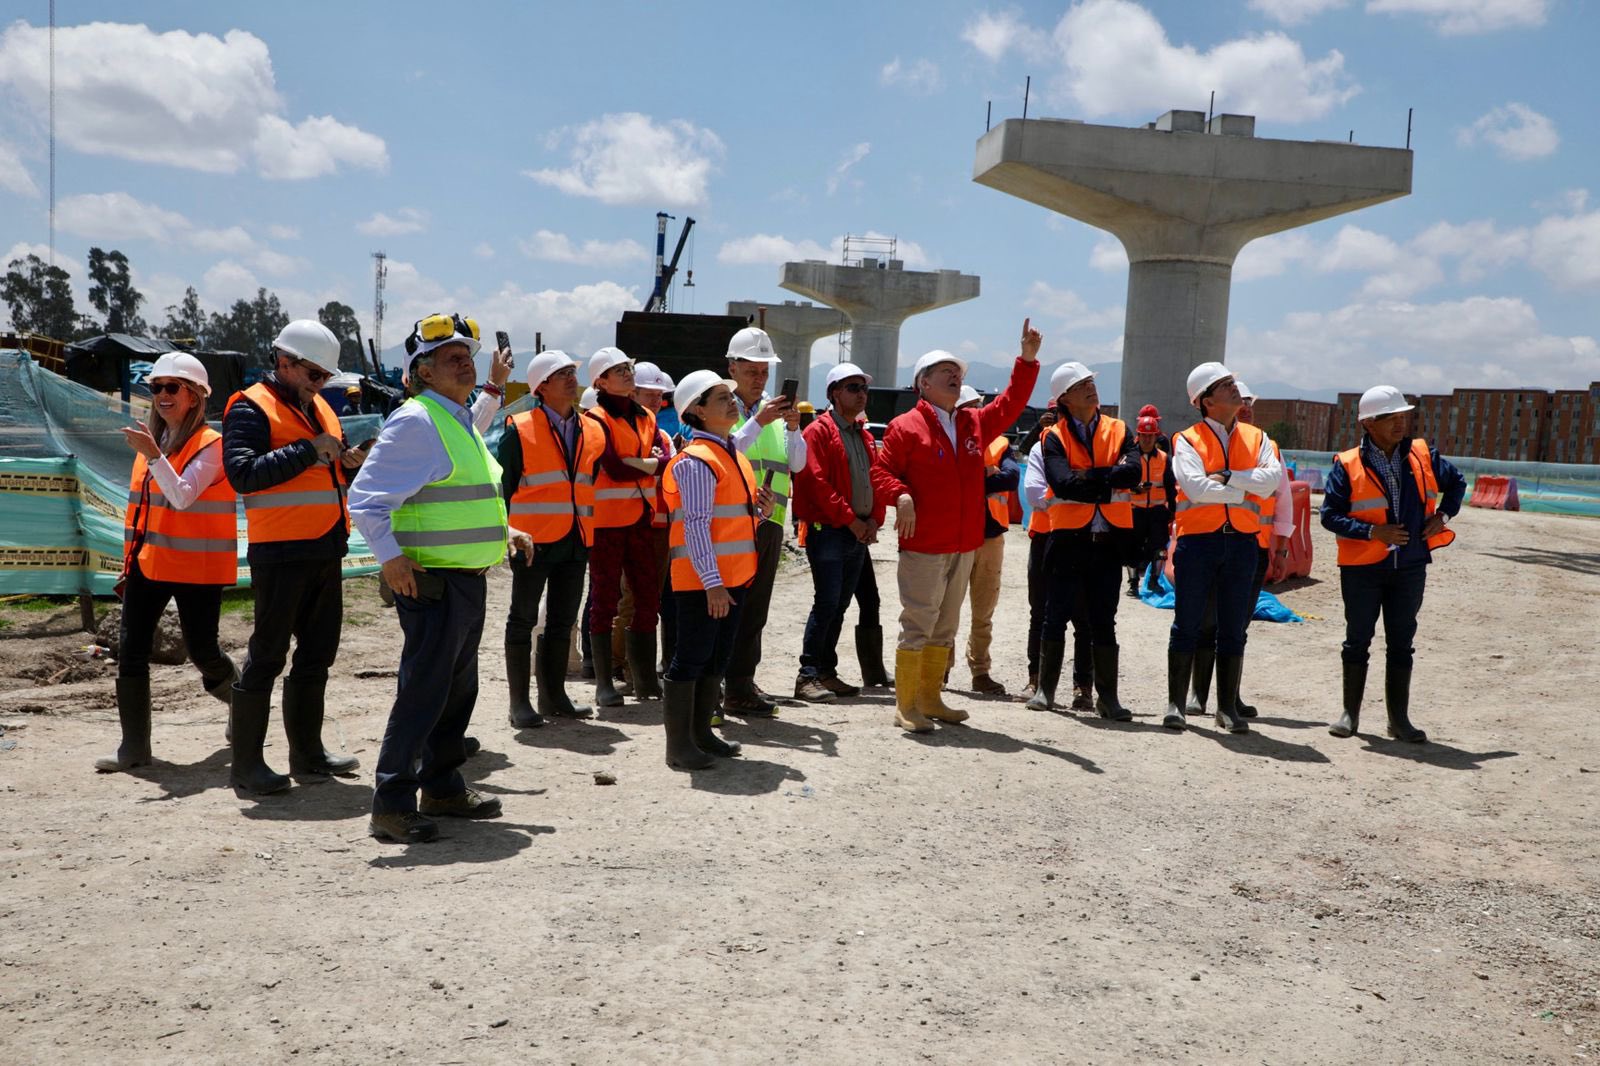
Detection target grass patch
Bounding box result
[0,595,70,613]
[219,589,256,617]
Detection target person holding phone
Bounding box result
[719,326,806,719]
[222,320,365,795]
[349,313,531,844]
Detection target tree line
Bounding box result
[1,249,368,370]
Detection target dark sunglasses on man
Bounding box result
[835,381,868,394]
[285,354,333,384]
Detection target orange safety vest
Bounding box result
[984,436,1012,530]
[1334,438,1456,566]
[1045,417,1134,531]
[507,408,605,546]
[1172,420,1266,538]
[123,428,238,585]
[1251,439,1282,549]
[224,383,349,543]
[661,438,760,593]
[584,404,658,528]
[1130,447,1168,509]
[651,429,673,529]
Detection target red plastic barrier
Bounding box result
[1469,475,1520,511]
[1159,480,1313,585]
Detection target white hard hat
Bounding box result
[675,368,738,414]
[957,385,982,408]
[272,319,339,371]
[912,349,967,380]
[1358,385,1415,421]
[587,346,633,385]
[726,326,781,364]
[1186,362,1234,406]
[580,386,598,410]
[1049,361,1094,398]
[633,361,675,391]
[1236,380,1256,404]
[527,350,579,392]
[825,362,872,390]
[148,352,211,397]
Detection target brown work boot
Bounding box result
[1070,681,1094,714]
[971,673,1007,696]
[819,675,861,698]
[369,811,439,843]
[419,788,504,819]
[794,675,837,703]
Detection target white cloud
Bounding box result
[1457,103,1559,161]
[1026,281,1124,331]
[189,226,257,255]
[0,142,40,197]
[717,230,931,269]
[880,57,941,94]
[1230,295,1599,392]
[250,248,310,277]
[202,260,262,305]
[0,22,386,179]
[968,1,1357,122]
[473,242,495,260]
[1089,236,1127,273]
[1411,220,1529,281]
[1233,231,1318,280]
[526,113,723,207]
[1248,0,1350,23]
[518,230,648,267]
[57,192,191,242]
[1366,0,1548,35]
[1528,208,1600,290]
[827,142,871,196]
[962,9,1049,61]
[357,208,428,237]
[266,224,301,241]
[1314,225,1443,298]
[3,241,68,273]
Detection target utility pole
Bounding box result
[371,251,387,365]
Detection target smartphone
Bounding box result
[358,438,377,450]
[780,377,799,405]
[495,330,511,353]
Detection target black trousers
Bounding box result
[239,558,342,693]
[1340,563,1427,670]
[373,570,486,815]
[1197,545,1270,650]
[853,554,881,626]
[1042,532,1124,650]
[724,520,783,682]
[117,560,230,685]
[1028,532,1094,684]
[1129,507,1169,573]
[504,544,587,649]
[665,586,747,682]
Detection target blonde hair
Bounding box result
[147,381,209,457]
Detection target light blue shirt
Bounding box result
[349,389,474,564]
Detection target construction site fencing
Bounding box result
[1283,449,1600,518]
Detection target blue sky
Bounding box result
[2,0,1596,403]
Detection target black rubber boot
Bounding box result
[1329,661,1367,738]
[591,638,624,708]
[1164,651,1192,730]
[855,624,892,687]
[1092,645,1132,721]
[506,641,544,729]
[1187,647,1215,716]
[95,677,153,772]
[1213,655,1250,734]
[229,686,290,794]
[663,679,714,770]
[283,677,359,777]
[1026,639,1064,712]
[1384,665,1426,743]
[693,675,742,758]
[537,634,594,719]
[626,630,663,701]
[203,657,239,743]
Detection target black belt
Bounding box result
[1057,529,1121,543]
[429,566,491,576]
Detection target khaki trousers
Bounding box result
[964,534,1005,674]
[896,549,976,652]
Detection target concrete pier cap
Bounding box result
[974,111,1411,421]
[779,260,980,389]
[726,299,847,401]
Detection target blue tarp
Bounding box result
[1134,564,1303,623]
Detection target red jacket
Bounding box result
[794,413,886,528]
[871,357,1040,555]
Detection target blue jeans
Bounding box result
[800,525,868,679]
[373,570,486,816]
[1169,531,1258,656]
[1339,563,1427,669]
[665,585,746,682]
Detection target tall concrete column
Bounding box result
[779,260,980,388]
[973,111,1411,421]
[726,299,846,401]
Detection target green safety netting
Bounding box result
[1,350,381,595]
[1283,449,1600,518]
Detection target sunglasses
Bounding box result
[415,312,480,344]
[834,381,868,394]
[287,355,333,384]
[149,381,187,396]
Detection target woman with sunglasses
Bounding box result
[98,354,240,774]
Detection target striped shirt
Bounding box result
[1362,435,1405,527]
[674,429,742,591]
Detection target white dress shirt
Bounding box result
[1022,442,1051,511]
[1170,416,1283,508]
[146,438,226,509]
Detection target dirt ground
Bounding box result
[1,505,1597,1064]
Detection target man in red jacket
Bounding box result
[871,320,1041,732]
[792,362,886,703]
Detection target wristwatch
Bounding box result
[481,383,503,399]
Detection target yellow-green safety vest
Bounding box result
[391,395,509,569]
[734,404,792,527]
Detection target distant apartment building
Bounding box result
[1251,398,1334,451]
[1288,383,1600,463]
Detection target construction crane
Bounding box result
[643,212,695,312]
[370,251,387,374]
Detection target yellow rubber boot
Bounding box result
[918,644,969,723]
[894,648,934,733]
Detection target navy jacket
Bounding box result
[1321,436,1466,569]
[982,451,1021,539]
